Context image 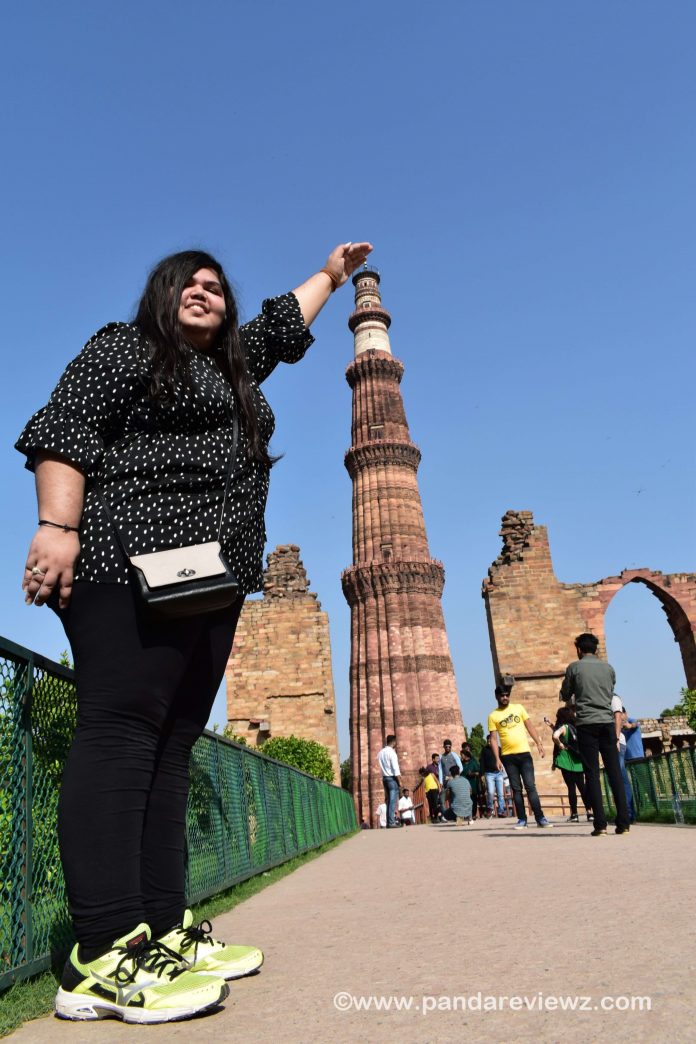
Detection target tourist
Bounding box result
[438,739,462,816]
[616,701,637,823]
[488,686,552,829]
[398,788,416,826]
[551,706,592,822]
[377,734,402,828]
[560,634,630,836]
[460,743,481,819]
[480,733,506,817]
[17,240,373,1023]
[622,706,645,762]
[425,752,441,780]
[442,765,473,824]
[418,766,441,823]
[376,803,388,828]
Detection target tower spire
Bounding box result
[348,266,393,356]
[341,267,465,825]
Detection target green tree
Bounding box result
[260,735,334,783]
[220,725,249,746]
[467,723,486,759]
[680,689,696,732]
[340,757,352,793]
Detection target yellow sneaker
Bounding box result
[158,910,264,980]
[55,923,228,1023]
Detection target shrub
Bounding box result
[259,736,334,783]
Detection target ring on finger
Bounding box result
[30,566,47,577]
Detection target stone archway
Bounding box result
[481,511,696,791]
[590,571,696,689]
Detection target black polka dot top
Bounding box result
[15,292,313,595]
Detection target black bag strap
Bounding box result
[93,410,239,561]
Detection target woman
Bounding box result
[550,706,592,824]
[16,240,372,1024]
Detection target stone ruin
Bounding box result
[225,545,341,783]
[482,510,696,790]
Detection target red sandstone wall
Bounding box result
[226,546,341,783]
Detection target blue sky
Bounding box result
[1,2,694,758]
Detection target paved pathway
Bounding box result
[11,819,696,1043]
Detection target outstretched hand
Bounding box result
[323,242,374,289]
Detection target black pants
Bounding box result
[501,752,544,822]
[559,767,591,817]
[54,582,243,957]
[426,789,440,822]
[576,722,630,831]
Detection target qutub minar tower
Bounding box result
[341,267,465,824]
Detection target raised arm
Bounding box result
[292,242,373,327]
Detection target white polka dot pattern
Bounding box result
[15,292,313,594]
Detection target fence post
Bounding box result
[647,758,659,812]
[213,736,233,884]
[236,748,252,873]
[666,753,684,824]
[9,656,34,976]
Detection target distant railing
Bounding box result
[412,750,696,825]
[0,636,356,991]
[601,749,696,824]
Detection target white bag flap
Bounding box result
[129,542,226,589]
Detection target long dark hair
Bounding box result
[555,705,576,728]
[134,250,271,465]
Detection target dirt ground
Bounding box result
[10,818,696,1044]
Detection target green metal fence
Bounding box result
[0,636,355,992]
[601,748,696,822]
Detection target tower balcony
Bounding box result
[344,441,421,478]
[341,559,446,605]
[347,305,392,333]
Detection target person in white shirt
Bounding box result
[398,789,415,826]
[376,803,387,828]
[377,735,402,828]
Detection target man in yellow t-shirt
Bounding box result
[488,686,550,830]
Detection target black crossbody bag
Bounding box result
[94,413,240,618]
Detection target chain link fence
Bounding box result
[0,636,355,992]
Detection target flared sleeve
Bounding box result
[14,322,144,474]
[240,291,314,384]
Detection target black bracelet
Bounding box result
[38,519,80,533]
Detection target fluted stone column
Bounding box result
[341,268,465,825]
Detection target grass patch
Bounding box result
[636,808,696,825]
[0,831,357,1039]
[0,971,60,1039]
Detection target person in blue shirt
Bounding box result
[621,709,644,761]
[616,702,638,822]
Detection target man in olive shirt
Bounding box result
[560,633,630,836]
